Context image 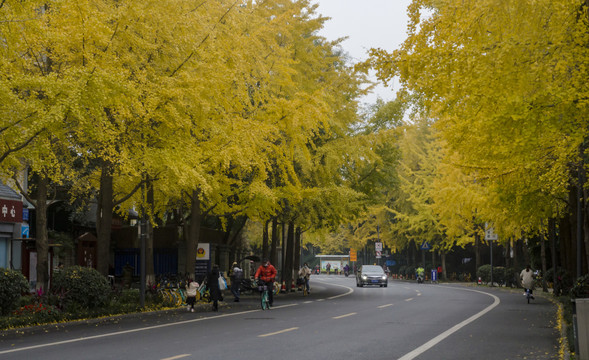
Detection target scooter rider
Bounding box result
[416,267,425,283]
[343,264,350,277]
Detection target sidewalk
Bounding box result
[0,286,308,338]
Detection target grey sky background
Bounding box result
[313,0,412,105]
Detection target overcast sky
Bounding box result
[313,0,412,104]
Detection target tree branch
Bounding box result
[0,128,45,163]
[169,0,239,77]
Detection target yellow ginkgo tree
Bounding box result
[369,0,589,274]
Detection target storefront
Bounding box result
[0,184,25,270]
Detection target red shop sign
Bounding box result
[0,198,23,223]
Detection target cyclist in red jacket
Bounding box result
[255,259,277,306]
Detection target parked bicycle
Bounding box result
[239,278,257,295]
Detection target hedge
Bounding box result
[0,268,29,316]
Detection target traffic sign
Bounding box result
[349,248,357,262]
[375,242,382,251]
[376,250,382,259]
[21,224,29,238]
[420,241,431,250]
[485,224,498,241]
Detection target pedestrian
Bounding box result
[298,262,312,294]
[185,279,199,312]
[229,261,243,302]
[254,258,277,307]
[326,263,331,275]
[437,265,442,279]
[520,264,535,299]
[207,264,222,311]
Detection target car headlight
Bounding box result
[361,275,367,280]
[382,275,387,280]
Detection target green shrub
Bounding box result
[503,267,517,286]
[108,288,142,313]
[569,274,589,299]
[405,266,416,277]
[476,265,506,284]
[0,268,30,316]
[545,267,574,293]
[51,266,110,310]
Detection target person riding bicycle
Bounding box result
[520,264,535,300]
[255,259,277,307]
[298,262,312,294]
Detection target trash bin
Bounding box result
[576,298,589,360]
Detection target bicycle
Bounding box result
[257,281,271,310]
[525,288,534,304]
[197,280,211,303]
[296,277,308,296]
[239,278,256,295]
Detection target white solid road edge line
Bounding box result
[312,280,354,300]
[397,288,501,360]
[0,309,261,355]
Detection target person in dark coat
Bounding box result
[207,264,222,311]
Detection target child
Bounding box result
[186,280,199,312]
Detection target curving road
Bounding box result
[0,275,559,360]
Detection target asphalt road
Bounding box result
[0,275,559,360]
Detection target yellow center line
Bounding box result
[161,355,191,360]
[258,327,299,338]
[378,304,394,308]
[333,312,357,319]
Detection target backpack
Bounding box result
[233,267,243,280]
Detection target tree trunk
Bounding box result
[559,215,573,276]
[541,233,548,292]
[475,230,481,272]
[270,217,278,266]
[549,218,557,281]
[262,220,269,260]
[522,237,531,267]
[281,221,286,283]
[96,162,113,276]
[504,240,510,269]
[35,175,49,291]
[294,226,301,270]
[441,251,447,281]
[284,221,294,290]
[584,184,589,275]
[146,179,155,285]
[185,190,201,276]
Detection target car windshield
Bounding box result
[361,265,384,273]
